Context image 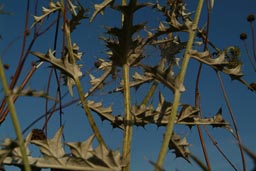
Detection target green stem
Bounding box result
[75,78,107,147]
[62,9,106,147]
[141,81,158,105]
[154,0,204,170]
[0,58,31,171]
[121,0,133,170]
[121,64,133,171]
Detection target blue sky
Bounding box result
[0,0,256,171]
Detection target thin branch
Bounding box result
[193,0,212,170]
[216,72,246,171]
[204,125,239,171]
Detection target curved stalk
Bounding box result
[154,0,204,170]
[75,78,107,147]
[62,4,106,147]
[0,58,31,171]
[217,72,246,171]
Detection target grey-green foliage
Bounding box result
[0,0,250,170]
[0,127,125,171]
[31,0,238,164]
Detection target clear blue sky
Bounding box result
[0,1,256,171]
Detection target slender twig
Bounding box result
[194,1,211,170]
[204,125,239,171]
[44,10,62,135]
[195,65,211,171]
[0,62,43,123]
[217,72,246,171]
[0,18,58,123]
[249,20,256,61]
[23,94,79,135]
[242,39,256,71]
[0,58,31,171]
[154,1,204,170]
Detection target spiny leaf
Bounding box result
[69,1,88,32]
[139,64,176,92]
[31,126,65,159]
[66,135,95,159]
[108,72,153,93]
[90,0,115,22]
[1,128,124,170]
[108,94,229,128]
[87,100,124,129]
[31,48,82,96]
[92,144,123,168]
[67,0,78,16]
[189,49,244,79]
[153,1,192,32]
[0,138,19,164]
[168,133,190,162]
[177,104,199,122]
[31,50,82,79]
[31,1,62,28]
[84,67,112,98]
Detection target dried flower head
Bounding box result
[247,14,255,22]
[240,33,247,40]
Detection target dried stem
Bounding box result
[242,40,256,72]
[249,21,256,61]
[194,1,212,170]
[204,125,238,171]
[217,72,246,171]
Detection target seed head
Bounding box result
[240,33,247,40]
[247,14,255,22]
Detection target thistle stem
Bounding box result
[154,0,204,170]
[0,58,31,171]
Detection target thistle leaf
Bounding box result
[90,0,115,22]
[31,49,83,96]
[31,126,65,159]
[66,135,95,159]
[69,1,88,32]
[189,49,244,79]
[31,1,62,28]
[168,133,190,162]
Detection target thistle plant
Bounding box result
[0,1,255,171]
